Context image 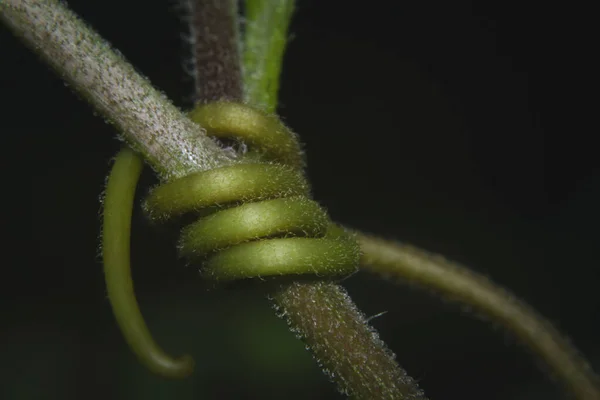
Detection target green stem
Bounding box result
[3,1,427,397]
[242,0,295,111]
[358,232,600,400]
[240,3,428,397]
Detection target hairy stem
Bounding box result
[0,0,234,180]
[182,0,424,397]
[358,233,600,400]
[273,281,425,399]
[183,0,243,102]
[2,0,424,397]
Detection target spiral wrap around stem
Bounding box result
[102,102,360,378]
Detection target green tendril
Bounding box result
[102,101,360,378]
[188,101,304,167]
[102,147,195,378]
[357,233,600,400]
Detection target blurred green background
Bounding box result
[0,1,597,399]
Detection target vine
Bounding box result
[2,1,599,399]
[102,102,360,378]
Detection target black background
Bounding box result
[1,1,598,399]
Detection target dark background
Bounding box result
[1,0,598,399]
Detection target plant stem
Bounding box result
[273,281,426,399]
[183,1,425,397]
[183,0,243,102]
[358,233,600,400]
[242,0,295,112]
[2,0,425,397]
[0,0,234,180]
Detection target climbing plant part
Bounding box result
[2,0,599,399]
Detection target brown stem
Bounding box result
[273,281,426,399]
[183,0,243,102]
[182,1,425,397]
[2,0,425,397]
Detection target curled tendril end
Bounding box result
[102,101,360,378]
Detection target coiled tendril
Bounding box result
[102,101,360,378]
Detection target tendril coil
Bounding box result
[102,101,361,378]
